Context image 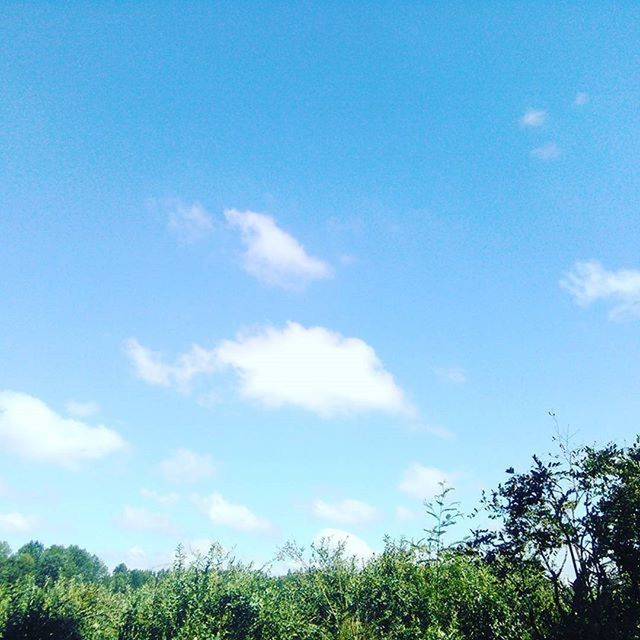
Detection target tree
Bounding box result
[474,434,640,640]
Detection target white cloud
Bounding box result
[520,108,546,127]
[65,400,100,418]
[123,339,172,386]
[574,92,589,106]
[225,209,332,289]
[123,339,218,390]
[118,506,178,536]
[216,322,413,417]
[0,390,126,468]
[140,488,180,506]
[531,142,561,160]
[168,201,213,244]
[125,323,413,418]
[160,448,216,485]
[561,260,640,319]
[313,528,374,562]
[0,512,37,534]
[193,492,272,533]
[312,498,377,526]
[395,505,419,521]
[399,464,451,500]
[434,367,466,384]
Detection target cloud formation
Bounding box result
[160,448,216,485]
[216,322,412,417]
[194,493,272,533]
[123,339,218,390]
[126,323,413,418]
[0,390,126,468]
[398,463,451,499]
[520,108,546,127]
[312,498,377,526]
[561,260,640,319]
[225,209,332,289]
[167,201,214,244]
[0,511,37,533]
[531,142,561,160]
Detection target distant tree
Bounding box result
[0,542,12,561]
[17,541,44,561]
[64,545,109,583]
[111,563,130,593]
[38,545,71,583]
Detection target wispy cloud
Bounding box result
[0,511,38,534]
[167,200,214,244]
[520,108,546,127]
[531,142,561,160]
[398,463,452,500]
[193,493,272,533]
[126,322,413,418]
[574,92,589,106]
[312,498,378,526]
[225,209,332,289]
[123,339,218,390]
[118,506,178,536]
[561,260,640,320]
[160,448,216,485]
[0,390,126,469]
[434,367,466,384]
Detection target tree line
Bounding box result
[0,435,638,639]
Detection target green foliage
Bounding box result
[0,541,108,586]
[418,483,465,559]
[1,576,124,640]
[474,432,640,639]
[0,436,638,640]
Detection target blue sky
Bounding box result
[1,2,639,569]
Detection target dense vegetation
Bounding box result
[1,436,638,640]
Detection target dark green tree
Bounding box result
[474,435,640,640]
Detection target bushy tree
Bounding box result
[474,433,640,639]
